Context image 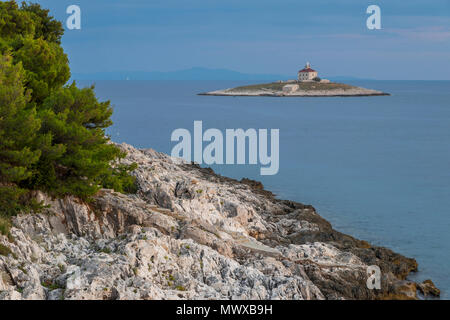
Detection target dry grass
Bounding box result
[229,81,355,92]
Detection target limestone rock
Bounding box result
[0,143,433,300]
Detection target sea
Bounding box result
[78,80,450,299]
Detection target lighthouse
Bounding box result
[298,62,318,81]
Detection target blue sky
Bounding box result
[30,0,450,79]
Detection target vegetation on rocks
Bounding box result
[201,80,389,97]
[0,1,136,231]
[0,243,12,256]
[229,81,354,92]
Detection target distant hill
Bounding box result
[72,67,290,81]
[72,67,375,81]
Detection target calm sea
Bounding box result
[79,80,450,299]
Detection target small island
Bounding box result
[199,62,390,97]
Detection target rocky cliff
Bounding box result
[0,144,438,300]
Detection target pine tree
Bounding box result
[0,54,41,216]
[29,83,134,198]
[0,1,137,210]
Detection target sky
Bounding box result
[25,0,450,79]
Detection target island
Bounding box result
[199,62,390,97]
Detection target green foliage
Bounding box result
[0,1,34,40]
[0,55,41,183]
[0,186,27,217]
[0,243,12,256]
[0,54,41,216]
[313,77,321,82]
[14,37,70,103]
[99,247,112,254]
[41,280,64,290]
[0,2,137,220]
[175,285,187,291]
[20,2,65,44]
[0,215,12,236]
[231,81,353,92]
[0,1,69,103]
[100,163,138,194]
[23,83,128,199]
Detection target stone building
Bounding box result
[298,62,318,81]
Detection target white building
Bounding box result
[297,62,318,81]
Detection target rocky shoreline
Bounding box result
[0,143,438,300]
[199,91,389,97]
[199,82,390,97]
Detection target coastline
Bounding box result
[198,82,390,97]
[0,143,439,300]
[199,92,390,97]
[0,0,446,303]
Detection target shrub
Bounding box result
[0,243,12,256]
[0,216,12,237]
[0,186,27,217]
[175,285,187,291]
[99,163,138,194]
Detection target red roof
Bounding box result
[298,68,316,73]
